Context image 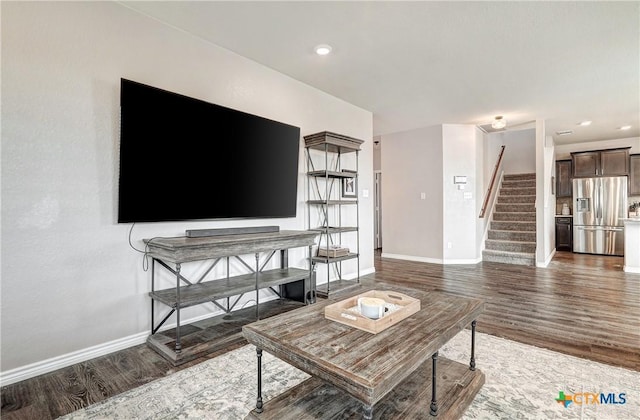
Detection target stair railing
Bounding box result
[479,145,506,218]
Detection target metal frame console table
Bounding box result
[144,230,317,365]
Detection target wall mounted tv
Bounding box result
[118,79,301,223]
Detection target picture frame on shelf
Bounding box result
[342,170,357,198]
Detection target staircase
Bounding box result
[482,173,536,266]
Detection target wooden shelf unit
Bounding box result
[144,230,317,365]
[304,131,364,298]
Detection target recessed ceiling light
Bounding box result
[578,121,592,126]
[314,44,332,55]
[556,130,573,136]
[619,125,631,130]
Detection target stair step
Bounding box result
[491,221,536,231]
[485,239,536,253]
[500,187,536,196]
[498,195,536,204]
[482,172,537,267]
[502,180,536,189]
[482,249,535,266]
[504,173,536,181]
[488,230,536,242]
[493,212,536,222]
[495,203,535,213]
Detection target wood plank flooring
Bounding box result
[2,251,639,419]
[370,251,640,372]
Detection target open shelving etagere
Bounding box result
[304,131,364,298]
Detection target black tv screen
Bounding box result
[118,79,301,223]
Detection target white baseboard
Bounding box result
[443,257,483,264]
[1,267,381,387]
[315,266,376,284]
[381,253,482,265]
[536,249,556,268]
[381,253,444,264]
[345,266,376,279]
[623,265,640,274]
[0,331,149,387]
[0,299,278,387]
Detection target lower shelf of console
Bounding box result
[147,299,305,366]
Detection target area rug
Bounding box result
[61,330,639,419]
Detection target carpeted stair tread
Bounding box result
[482,249,536,266]
[485,239,536,253]
[501,181,536,189]
[490,221,536,231]
[484,173,537,267]
[493,212,536,222]
[495,204,535,212]
[503,173,536,180]
[498,195,536,204]
[500,188,536,196]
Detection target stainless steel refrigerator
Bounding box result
[573,176,627,256]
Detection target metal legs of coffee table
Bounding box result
[256,348,263,413]
[470,320,477,371]
[363,404,374,419]
[429,319,477,417]
[253,321,479,417]
[430,351,439,416]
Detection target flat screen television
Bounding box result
[118,79,301,223]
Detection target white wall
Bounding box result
[1,2,373,379]
[380,124,482,263]
[486,128,536,175]
[380,126,443,261]
[442,125,481,262]
[476,130,487,253]
[535,121,556,266]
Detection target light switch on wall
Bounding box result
[362,189,369,198]
[420,192,426,200]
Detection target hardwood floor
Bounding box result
[2,251,639,419]
[371,251,640,371]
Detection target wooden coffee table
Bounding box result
[243,286,484,419]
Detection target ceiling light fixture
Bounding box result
[578,121,592,126]
[314,44,332,56]
[619,125,631,130]
[491,116,506,129]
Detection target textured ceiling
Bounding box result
[122,1,639,145]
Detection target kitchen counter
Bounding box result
[621,218,640,273]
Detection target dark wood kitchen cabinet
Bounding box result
[571,148,630,178]
[630,154,640,196]
[555,159,572,197]
[556,217,572,252]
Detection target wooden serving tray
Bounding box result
[324,290,420,334]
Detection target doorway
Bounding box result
[374,171,382,249]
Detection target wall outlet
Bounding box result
[447,242,452,249]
